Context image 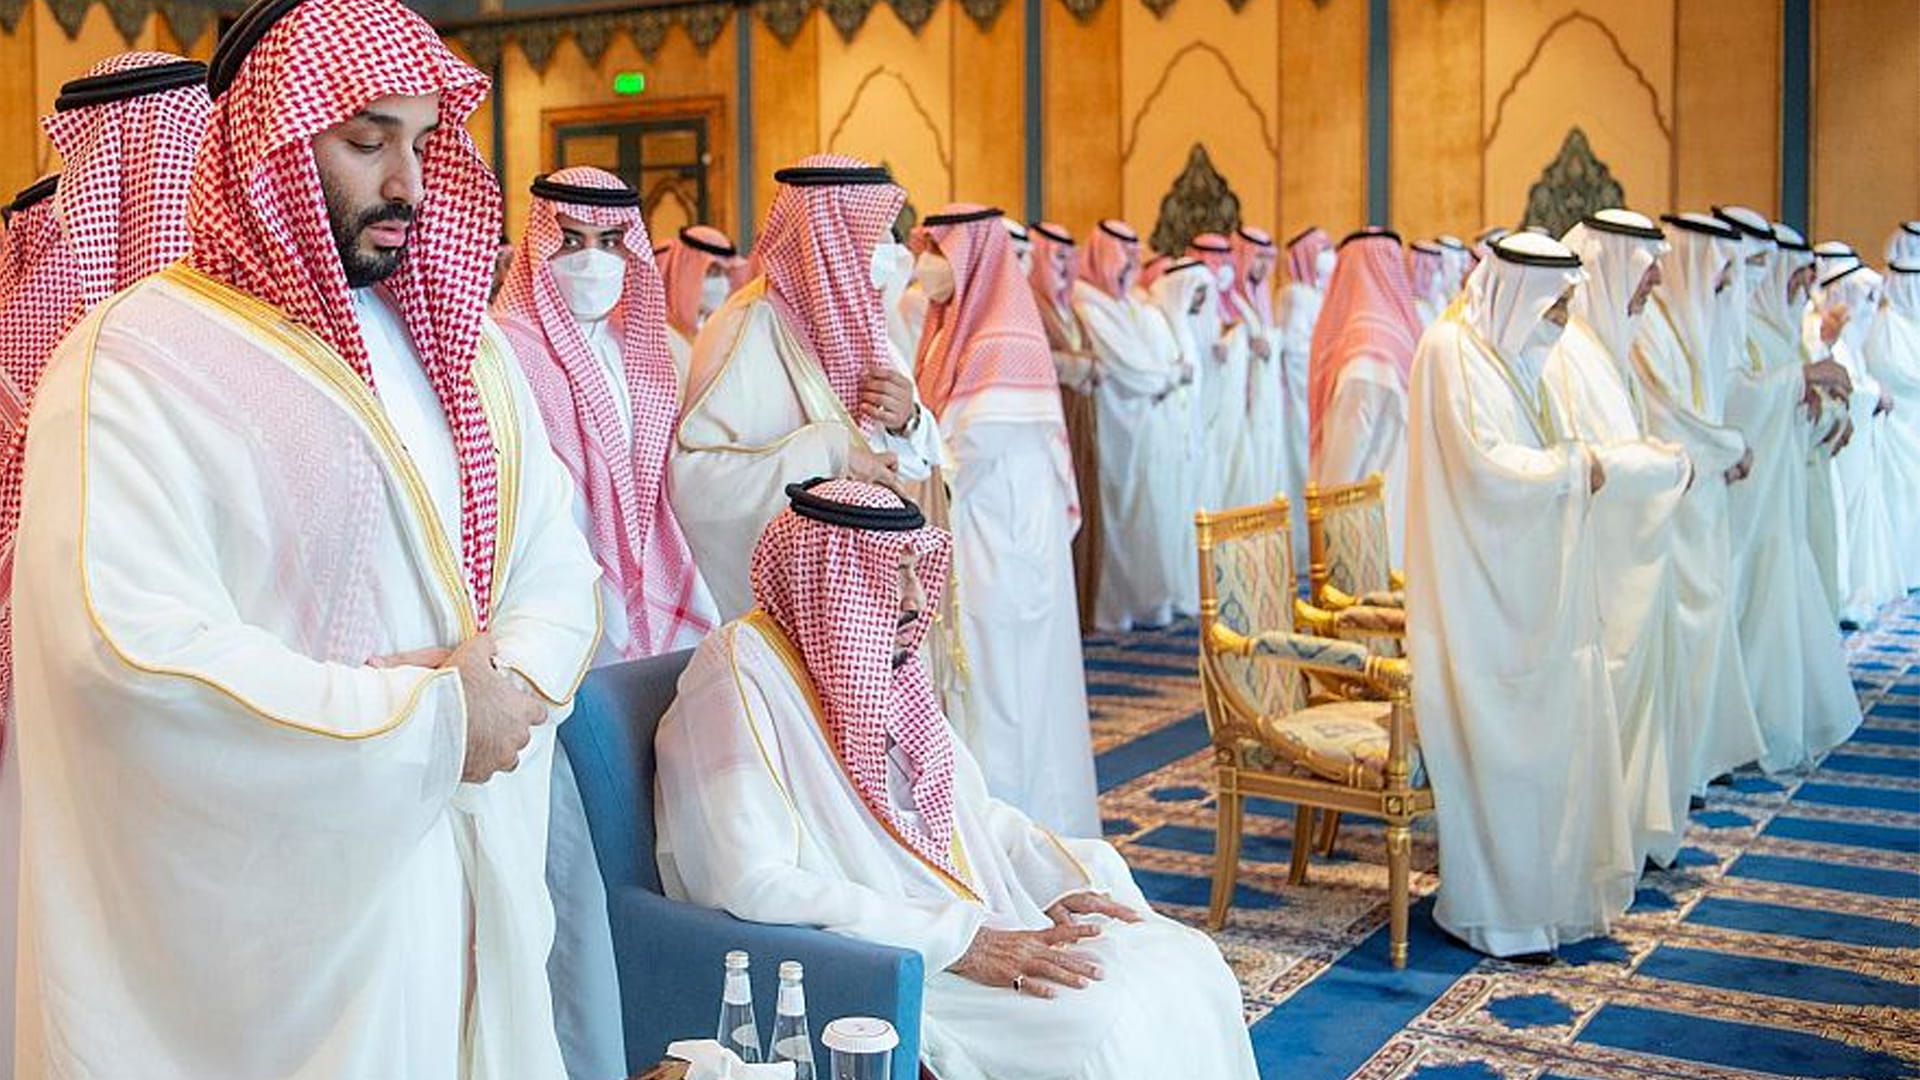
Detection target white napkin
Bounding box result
[666,1040,798,1080]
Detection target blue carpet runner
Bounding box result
[1085,597,1920,1080]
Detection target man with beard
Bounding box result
[8,0,602,1074]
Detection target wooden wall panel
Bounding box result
[751,12,822,229]
[1042,0,1122,239]
[0,14,39,203]
[1481,0,1674,231]
[1118,0,1280,245]
[950,3,1025,215]
[818,6,955,213]
[1389,0,1484,240]
[495,21,736,237]
[1812,0,1919,255]
[1278,0,1367,240]
[1673,0,1780,216]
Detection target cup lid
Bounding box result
[779,960,804,980]
[822,1017,898,1055]
[724,950,750,969]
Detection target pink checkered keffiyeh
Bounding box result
[658,224,739,340]
[755,154,905,414]
[0,53,210,755]
[187,0,505,627]
[912,204,1079,525]
[1078,219,1139,300]
[1286,226,1333,289]
[1309,230,1420,459]
[750,479,961,878]
[1026,220,1078,322]
[494,167,714,656]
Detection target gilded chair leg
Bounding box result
[1208,782,1245,930]
[1316,810,1342,856]
[1386,817,1412,970]
[1289,805,1315,886]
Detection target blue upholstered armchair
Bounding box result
[558,650,925,1080]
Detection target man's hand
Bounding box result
[1819,303,1849,347]
[451,634,548,784]
[1724,446,1754,485]
[860,367,918,434]
[1210,341,1230,365]
[1805,358,1853,401]
[1046,891,1144,927]
[948,923,1104,999]
[1250,335,1272,362]
[1588,454,1606,494]
[846,440,903,494]
[1876,393,1895,417]
[1825,416,1855,454]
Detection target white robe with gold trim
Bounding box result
[9,267,601,1080]
[655,616,1257,1080]
[1407,316,1635,957]
[1312,355,1409,564]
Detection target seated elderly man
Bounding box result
[655,478,1257,1080]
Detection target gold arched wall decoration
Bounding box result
[825,64,953,175]
[1121,39,1277,163]
[1483,9,1671,149]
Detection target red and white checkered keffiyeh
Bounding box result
[1286,226,1333,289]
[186,0,504,627]
[1227,226,1277,328]
[0,53,210,755]
[1309,231,1420,459]
[750,479,961,877]
[755,154,904,414]
[1078,220,1139,300]
[912,205,1079,525]
[494,166,714,657]
[658,224,739,340]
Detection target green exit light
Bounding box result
[613,71,647,95]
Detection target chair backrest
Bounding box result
[1307,473,1393,601]
[1195,499,1307,742]
[559,649,695,896]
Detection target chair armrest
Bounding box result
[1206,620,1410,697]
[1331,604,1405,639]
[1320,584,1405,611]
[607,886,924,1080]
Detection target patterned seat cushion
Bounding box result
[1251,700,1425,790]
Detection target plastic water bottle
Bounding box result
[716,950,763,1063]
[768,960,817,1079]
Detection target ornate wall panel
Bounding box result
[1388,0,1483,240]
[1673,0,1780,216]
[1812,0,1919,256]
[1042,0,1122,239]
[752,9,822,226]
[950,0,1024,215]
[818,2,955,207]
[1277,0,1366,239]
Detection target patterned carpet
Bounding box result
[1083,597,1920,1080]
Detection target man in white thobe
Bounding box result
[1072,220,1188,630]
[671,156,945,620]
[1407,232,1640,959]
[1628,213,1768,795]
[1187,233,1255,508]
[1867,260,1920,591]
[1276,226,1335,563]
[1030,221,1103,628]
[1815,262,1903,622]
[910,204,1098,837]
[9,1,602,1075]
[1713,206,1862,771]
[1143,260,1214,610]
[1549,210,1694,870]
[656,479,1258,1080]
[658,224,743,386]
[1225,226,1288,506]
[1310,228,1422,562]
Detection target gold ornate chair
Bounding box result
[1304,473,1406,645]
[1195,498,1432,968]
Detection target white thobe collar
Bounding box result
[351,286,462,548]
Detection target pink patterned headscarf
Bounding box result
[658,224,740,340]
[494,167,713,657]
[1309,229,1420,459]
[754,154,905,413]
[751,478,961,879]
[1407,240,1445,302]
[1286,226,1333,288]
[912,204,1078,524]
[1227,225,1277,327]
[1078,219,1140,299]
[188,0,504,627]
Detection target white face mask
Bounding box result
[915,251,956,304]
[1013,245,1033,276]
[548,248,626,321]
[700,273,731,315]
[1516,315,1568,380]
[1313,248,1337,288]
[869,242,913,294]
[1216,264,1236,292]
